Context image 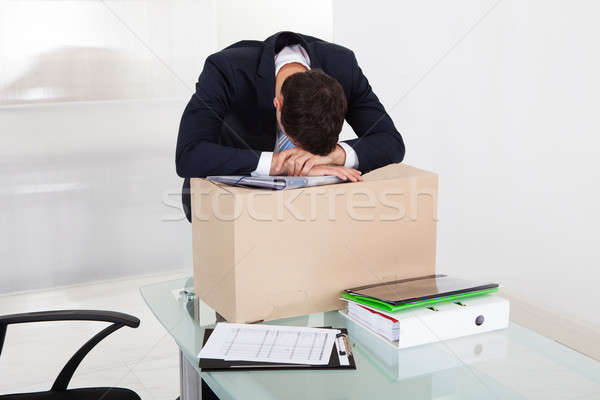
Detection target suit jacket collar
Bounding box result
[257,31,321,78]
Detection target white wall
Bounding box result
[0,0,217,293]
[333,0,600,330]
[216,0,333,48]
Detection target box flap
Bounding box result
[362,163,436,182]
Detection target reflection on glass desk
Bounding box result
[140,277,600,400]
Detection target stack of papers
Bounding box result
[347,301,399,341]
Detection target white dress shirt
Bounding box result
[251,44,359,176]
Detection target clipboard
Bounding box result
[199,328,356,371]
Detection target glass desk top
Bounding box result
[140,277,600,400]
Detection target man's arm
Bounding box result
[176,53,260,178]
[342,52,405,173]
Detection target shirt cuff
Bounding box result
[338,142,359,169]
[251,152,273,176]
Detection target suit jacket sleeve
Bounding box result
[176,53,260,178]
[342,52,405,173]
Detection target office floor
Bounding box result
[0,271,188,399]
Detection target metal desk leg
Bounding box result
[179,349,220,400]
[179,349,201,400]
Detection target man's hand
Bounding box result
[306,165,362,182]
[270,145,347,176]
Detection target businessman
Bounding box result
[176,31,405,221]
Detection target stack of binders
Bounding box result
[340,275,509,348]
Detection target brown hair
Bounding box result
[280,69,347,155]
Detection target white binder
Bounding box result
[339,295,510,350]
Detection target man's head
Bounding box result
[274,69,347,155]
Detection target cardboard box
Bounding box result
[191,163,438,323]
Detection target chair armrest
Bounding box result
[0,310,140,391]
[0,310,140,328]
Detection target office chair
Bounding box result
[0,310,141,400]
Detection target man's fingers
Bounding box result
[350,168,361,182]
[346,168,362,181]
[282,150,313,175]
[276,152,293,172]
[332,169,349,181]
[288,154,311,176]
[337,167,361,182]
[283,154,298,175]
[332,171,345,180]
[275,149,297,171]
[284,158,296,176]
[288,155,300,176]
[294,154,311,176]
[304,165,362,182]
[323,166,352,181]
[301,158,317,176]
[274,154,287,172]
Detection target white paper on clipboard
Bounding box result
[199,323,340,365]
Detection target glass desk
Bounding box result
[140,277,600,400]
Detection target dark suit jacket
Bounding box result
[176,31,405,221]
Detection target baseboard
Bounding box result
[0,267,191,298]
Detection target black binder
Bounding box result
[199,328,356,371]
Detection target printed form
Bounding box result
[199,323,339,365]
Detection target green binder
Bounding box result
[341,287,498,313]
